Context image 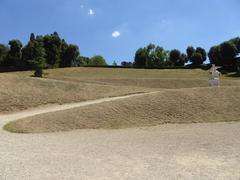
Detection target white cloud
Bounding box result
[88,9,95,16]
[112,31,121,38]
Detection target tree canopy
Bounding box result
[90,55,107,66]
[0,33,239,73]
[208,37,240,70]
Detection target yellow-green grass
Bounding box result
[5,86,240,133]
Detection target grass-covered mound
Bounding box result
[1,68,239,113]
[5,86,240,133]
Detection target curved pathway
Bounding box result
[0,92,240,179]
[0,91,158,129]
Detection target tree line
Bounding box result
[0,32,107,77]
[122,37,240,73]
[208,37,240,71]
[131,44,206,68]
[0,33,239,76]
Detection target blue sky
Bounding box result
[0,0,239,64]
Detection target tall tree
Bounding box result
[145,43,155,67]
[134,48,148,67]
[208,46,222,66]
[4,40,23,67]
[190,52,203,66]
[43,33,62,68]
[134,44,168,68]
[22,36,46,70]
[32,43,46,77]
[179,53,188,66]
[90,55,107,66]
[219,42,238,67]
[186,46,195,60]
[0,44,9,66]
[150,46,167,67]
[60,44,80,67]
[196,47,207,62]
[169,49,181,66]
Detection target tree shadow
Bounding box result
[226,72,240,78]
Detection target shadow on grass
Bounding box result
[226,73,240,78]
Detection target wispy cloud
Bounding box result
[88,9,95,16]
[80,5,84,9]
[112,31,121,38]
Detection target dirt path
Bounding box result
[0,91,158,129]
[0,92,240,179]
[0,122,240,179]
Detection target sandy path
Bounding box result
[0,93,240,179]
[0,122,240,179]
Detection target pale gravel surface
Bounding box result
[0,94,240,179]
[0,122,240,180]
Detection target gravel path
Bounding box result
[0,122,240,179]
[0,94,240,179]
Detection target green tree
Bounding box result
[179,53,188,66]
[4,40,23,67]
[229,37,240,53]
[169,49,181,66]
[0,44,9,66]
[134,48,148,67]
[196,47,207,62]
[30,41,46,77]
[134,44,168,68]
[90,55,107,66]
[60,44,80,67]
[145,43,155,67]
[190,52,203,66]
[22,34,41,69]
[186,46,195,60]
[43,33,62,68]
[22,37,46,77]
[73,56,91,66]
[150,46,167,67]
[208,46,222,66]
[219,42,238,67]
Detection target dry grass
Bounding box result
[0,67,239,113]
[5,86,240,133]
[47,67,211,79]
[46,68,240,89]
[0,71,150,113]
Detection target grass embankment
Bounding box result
[5,86,240,133]
[0,67,239,113]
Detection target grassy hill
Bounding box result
[0,67,239,113]
[1,67,240,133]
[5,86,240,133]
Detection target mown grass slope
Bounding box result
[0,67,239,113]
[0,70,150,113]
[5,86,240,133]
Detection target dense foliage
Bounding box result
[208,37,240,71]
[133,44,205,68]
[0,32,108,76]
[0,33,239,74]
[131,37,239,72]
